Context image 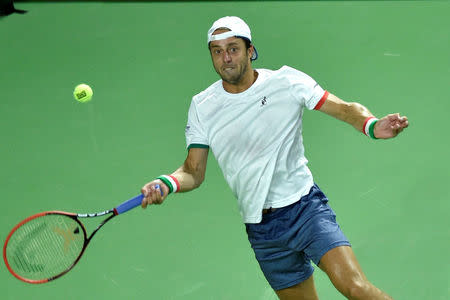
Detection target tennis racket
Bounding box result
[3,186,161,284]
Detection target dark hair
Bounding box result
[241,37,252,50]
[207,36,252,50]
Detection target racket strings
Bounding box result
[5,214,85,280]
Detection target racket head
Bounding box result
[3,211,87,284]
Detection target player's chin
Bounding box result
[221,72,242,84]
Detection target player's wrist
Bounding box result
[362,117,379,139]
[156,175,180,194]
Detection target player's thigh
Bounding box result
[318,246,367,291]
[275,274,319,300]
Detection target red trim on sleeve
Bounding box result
[314,90,329,110]
[168,175,180,192]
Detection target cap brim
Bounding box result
[251,46,258,61]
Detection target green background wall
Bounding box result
[1,1,449,299]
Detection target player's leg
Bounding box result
[275,273,319,300]
[293,183,385,299]
[318,246,393,300]
[245,201,320,299]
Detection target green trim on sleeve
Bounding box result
[187,144,210,150]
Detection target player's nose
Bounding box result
[222,51,232,63]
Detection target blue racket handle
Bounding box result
[114,184,163,215]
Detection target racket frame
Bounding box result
[2,210,117,284]
[3,189,158,284]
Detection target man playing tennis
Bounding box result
[141,16,408,300]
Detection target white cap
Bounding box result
[207,16,258,61]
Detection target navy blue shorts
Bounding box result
[245,184,351,291]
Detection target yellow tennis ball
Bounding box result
[73,84,93,103]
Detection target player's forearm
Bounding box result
[340,102,375,132]
[321,93,375,133]
[154,148,208,196]
[170,162,205,193]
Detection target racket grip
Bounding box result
[114,184,163,215]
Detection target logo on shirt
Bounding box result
[260,96,267,107]
[185,125,191,133]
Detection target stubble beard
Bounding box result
[216,55,249,85]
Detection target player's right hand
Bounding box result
[141,180,169,208]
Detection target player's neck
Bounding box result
[222,69,258,94]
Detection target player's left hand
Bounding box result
[374,113,409,139]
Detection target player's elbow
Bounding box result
[193,171,205,189]
[183,159,207,189]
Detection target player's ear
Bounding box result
[247,45,253,60]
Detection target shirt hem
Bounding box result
[263,181,314,209]
[243,181,315,224]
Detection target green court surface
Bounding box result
[1,1,449,299]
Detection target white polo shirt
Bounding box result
[185,65,328,223]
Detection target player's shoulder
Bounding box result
[254,65,310,82]
[270,65,316,86]
[275,65,309,78]
[191,79,223,105]
[252,66,303,83]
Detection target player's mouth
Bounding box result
[223,66,235,71]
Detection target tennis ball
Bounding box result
[73,84,93,103]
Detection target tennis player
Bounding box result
[141,16,408,300]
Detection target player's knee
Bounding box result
[348,279,370,300]
[346,279,393,300]
[344,278,370,300]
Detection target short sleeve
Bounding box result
[283,66,327,110]
[185,100,209,149]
